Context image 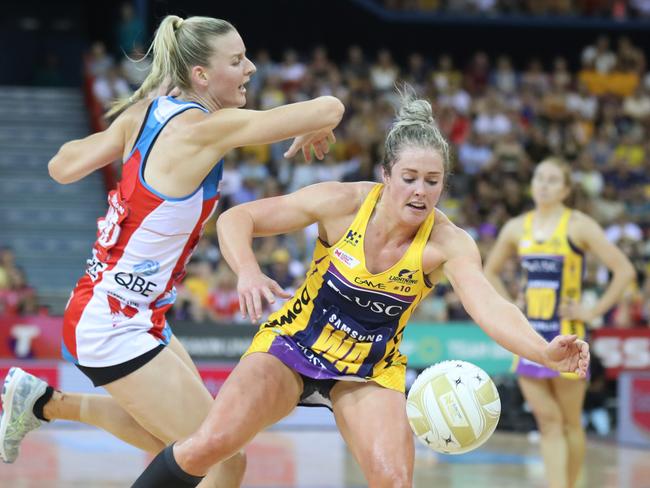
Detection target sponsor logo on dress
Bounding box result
[326,279,403,316]
[333,248,360,268]
[133,260,160,276]
[114,272,158,297]
[388,268,418,285]
[107,294,138,326]
[86,252,107,282]
[344,230,362,246]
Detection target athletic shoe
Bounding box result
[0,367,47,463]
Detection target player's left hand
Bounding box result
[559,299,594,323]
[284,130,335,162]
[542,335,590,378]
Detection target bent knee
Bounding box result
[194,430,247,463]
[367,464,411,488]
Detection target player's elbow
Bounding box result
[618,260,636,285]
[319,96,345,127]
[216,208,246,239]
[47,149,73,184]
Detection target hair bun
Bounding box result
[397,98,434,126]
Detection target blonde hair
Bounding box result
[382,84,450,174]
[107,15,235,118]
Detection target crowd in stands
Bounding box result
[380,0,650,18]
[14,3,650,329]
[160,35,650,328]
[0,248,38,317]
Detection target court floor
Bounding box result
[2,424,649,488]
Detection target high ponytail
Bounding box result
[106,15,235,119]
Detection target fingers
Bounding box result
[327,131,336,145]
[251,289,263,323]
[261,286,276,307]
[239,293,247,319]
[559,334,578,345]
[312,143,325,160]
[284,139,300,159]
[242,293,255,321]
[271,281,292,299]
[302,144,311,162]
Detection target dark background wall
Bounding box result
[2,0,648,86]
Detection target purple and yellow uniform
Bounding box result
[514,209,585,379]
[244,184,435,396]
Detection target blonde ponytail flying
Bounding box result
[106,15,234,119]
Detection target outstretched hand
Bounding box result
[237,269,292,323]
[542,335,590,378]
[284,130,336,162]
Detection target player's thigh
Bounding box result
[192,352,303,450]
[550,376,587,426]
[331,381,414,482]
[103,346,214,443]
[167,334,202,380]
[518,376,563,425]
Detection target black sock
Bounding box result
[131,444,204,488]
[32,386,54,422]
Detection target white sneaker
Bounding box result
[0,367,47,463]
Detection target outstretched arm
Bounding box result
[441,227,589,376]
[217,182,358,322]
[194,96,344,160]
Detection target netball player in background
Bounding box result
[132,89,589,488]
[484,158,634,488]
[0,14,344,487]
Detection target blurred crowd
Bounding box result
[34,3,650,328]
[0,248,38,317]
[381,0,650,18]
[144,35,648,328]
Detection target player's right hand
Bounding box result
[237,270,291,323]
[284,130,336,162]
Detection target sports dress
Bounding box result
[514,209,585,380]
[244,184,436,404]
[62,96,222,382]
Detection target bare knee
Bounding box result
[534,410,564,436]
[366,461,411,488]
[178,429,247,475]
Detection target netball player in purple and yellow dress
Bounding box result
[485,158,634,488]
[132,91,589,488]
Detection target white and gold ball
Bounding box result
[406,360,501,454]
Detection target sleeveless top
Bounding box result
[63,96,222,363]
[518,209,585,341]
[257,183,436,384]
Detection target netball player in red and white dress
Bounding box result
[0,15,343,487]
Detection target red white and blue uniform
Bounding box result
[62,97,222,367]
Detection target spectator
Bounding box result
[115,2,146,56]
[370,48,400,92]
